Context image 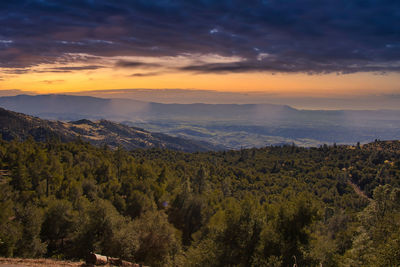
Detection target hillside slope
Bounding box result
[0,107,217,152]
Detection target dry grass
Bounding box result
[0,257,85,267]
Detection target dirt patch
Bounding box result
[0,257,84,267]
[347,180,371,200]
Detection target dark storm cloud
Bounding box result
[0,0,399,74]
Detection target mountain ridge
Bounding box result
[0,107,218,152]
[0,94,295,121]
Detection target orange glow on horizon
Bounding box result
[1,61,400,97]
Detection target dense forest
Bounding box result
[0,138,399,266]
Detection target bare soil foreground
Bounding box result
[0,258,84,267]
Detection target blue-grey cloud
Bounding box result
[0,0,399,74]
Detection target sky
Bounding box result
[0,0,400,98]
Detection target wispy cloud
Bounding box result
[179,60,400,74]
[130,72,161,77]
[115,60,161,68]
[40,80,65,84]
[1,68,31,74]
[0,39,13,44]
[42,65,104,73]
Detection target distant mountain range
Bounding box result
[0,107,218,152]
[0,94,293,122]
[1,94,400,148]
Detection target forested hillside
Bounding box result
[0,139,399,266]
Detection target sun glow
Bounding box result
[1,54,400,96]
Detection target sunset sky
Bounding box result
[0,0,399,97]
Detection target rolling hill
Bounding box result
[0,107,218,152]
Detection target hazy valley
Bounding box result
[1,94,400,149]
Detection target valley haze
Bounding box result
[2,89,400,110]
[1,94,399,149]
